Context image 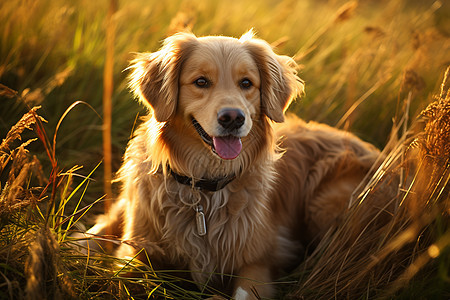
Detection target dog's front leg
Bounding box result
[233,263,273,300]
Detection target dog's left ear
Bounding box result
[242,33,304,123]
[128,32,197,122]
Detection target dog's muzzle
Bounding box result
[191,116,243,160]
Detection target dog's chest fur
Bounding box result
[164,183,275,280]
[118,126,277,284]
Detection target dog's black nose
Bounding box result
[217,108,245,131]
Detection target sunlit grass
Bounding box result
[1,0,449,298]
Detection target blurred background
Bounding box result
[1,0,449,206]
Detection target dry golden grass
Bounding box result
[0,106,46,216]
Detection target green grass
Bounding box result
[1,0,449,298]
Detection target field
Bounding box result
[1,0,449,299]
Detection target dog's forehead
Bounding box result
[183,37,257,72]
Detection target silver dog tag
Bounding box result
[195,205,207,236]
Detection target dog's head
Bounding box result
[129,31,304,160]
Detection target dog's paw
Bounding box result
[233,287,249,300]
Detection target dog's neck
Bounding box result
[166,165,236,237]
[168,166,236,192]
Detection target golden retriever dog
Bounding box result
[85,31,379,299]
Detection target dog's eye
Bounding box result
[194,77,210,88]
[240,78,253,89]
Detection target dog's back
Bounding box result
[271,115,380,246]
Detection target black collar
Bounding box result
[169,167,236,192]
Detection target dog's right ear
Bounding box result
[242,32,304,123]
[128,32,197,122]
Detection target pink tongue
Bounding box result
[212,136,242,160]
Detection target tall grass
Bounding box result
[292,67,450,299]
[1,0,449,298]
[0,103,222,299]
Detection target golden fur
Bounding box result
[85,31,379,299]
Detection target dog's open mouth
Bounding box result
[192,118,242,160]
